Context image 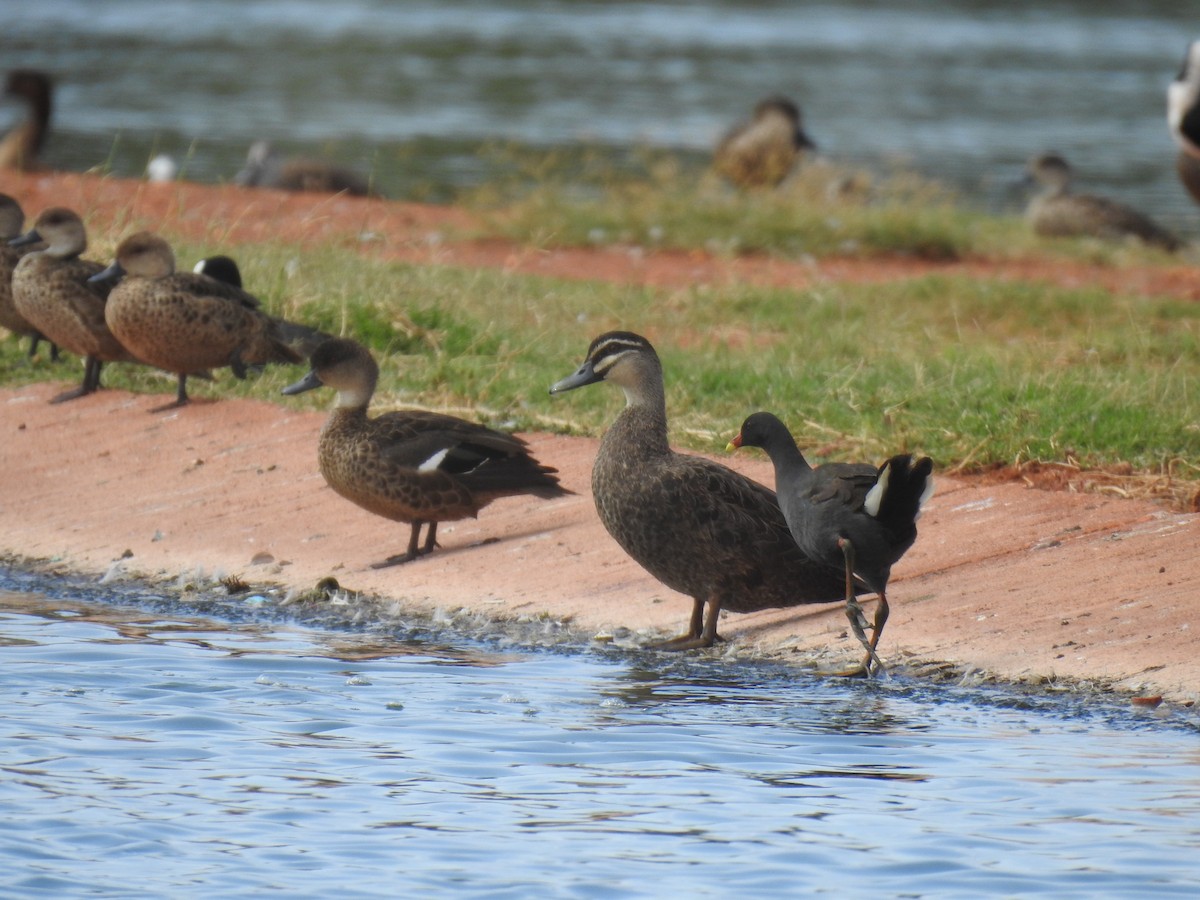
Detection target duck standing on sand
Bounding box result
[1023,152,1181,251]
[713,95,817,189]
[1168,39,1200,206]
[0,69,52,171]
[10,207,136,402]
[235,141,373,196]
[550,331,856,654]
[90,232,315,409]
[0,193,56,359]
[730,412,933,676]
[283,338,569,566]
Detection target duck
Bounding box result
[549,331,855,652]
[713,95,817,189]
[234,141,373,197]
[283,337,569,566]
[90,232,315,409]
[0,193,57,359]
[729,412,933,676]
[9,207,136,402]
[1168,40,1200,206]
[0,69,52,171]
[1023,152,1181,251]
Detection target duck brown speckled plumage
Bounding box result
[283,338,569,566]
[550,331,855,651]
[10,207,135,402]
[1024,152,1181,252]
[0,69,52,172]
[713,95,817,189]
[93,232,316,408]
[0,193,56,358]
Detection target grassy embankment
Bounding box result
[2,150,1197,506]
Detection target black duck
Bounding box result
[730,412,933,676]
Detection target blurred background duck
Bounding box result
[1168,40,1200,206]
[283,337,569,567]
[0,193,57,359]
[550,331,855,652]
[234,140,374,196]
[730,412,933,677]
[9,207,136,402]
[92,232,325,409]
[0,69,52,171]
[713,95,817,189]
[1023,152,1181,251]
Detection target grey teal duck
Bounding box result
[10,207,135,402]
[92,232,311,409]
[730,412,933,676]
[0,193,56,358]
[1169,40,1200,206]
[0,69,52,171]
[235,141,373,197]
[713,96,816,189]
[283,337,569,566]
[1023,153,1181,251]
[549,331,855,652]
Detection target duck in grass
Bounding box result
[90,232,322,409]
[729,412,933,676]
[1023,152,1181,251]
[0,69,52,171]
[283,338,569,567]
[0,193,57,359]
[235,140,374,197]
[713,95,817,189]
[9,207,136,402]
[550,331,857,654]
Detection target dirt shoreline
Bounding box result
[0,170,1197,707]
[2,382,1197,706]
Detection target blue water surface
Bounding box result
[0,0,1194,225]
[1,577,1197,898]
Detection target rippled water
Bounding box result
[2,574,1198,898]
[1,0,1196,228]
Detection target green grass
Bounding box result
[6,235,1195,495]
[461,145,1187,266]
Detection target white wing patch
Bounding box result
[418,448,450,473]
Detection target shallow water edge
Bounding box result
[3,553,1192,730]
